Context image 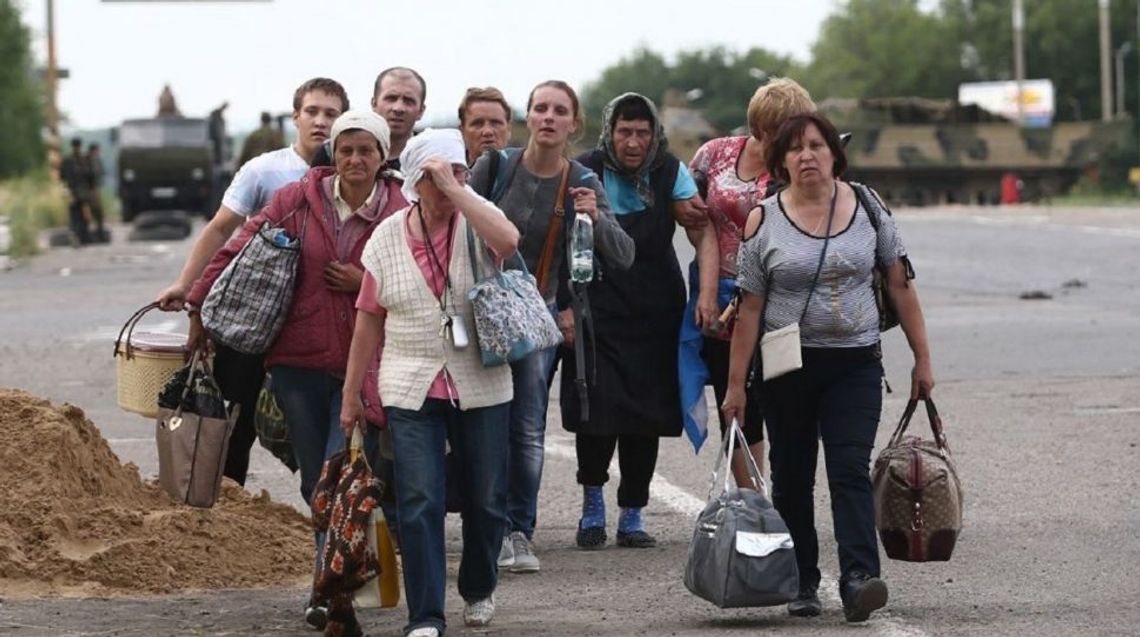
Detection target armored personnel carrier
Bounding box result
[823,97,1130,205]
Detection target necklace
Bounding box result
[793,183,838,236]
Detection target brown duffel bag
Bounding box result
[872,397,963,562]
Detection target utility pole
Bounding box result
[1115,42,1132,117]
[45,0,60,174]
[1100,0,1113,122]
[1013,0,1026,126]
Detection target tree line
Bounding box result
[0,0,46,179]
[4,1,1139,179]
[582,0,1140,130]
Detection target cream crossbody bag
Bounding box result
[760,186,837,381]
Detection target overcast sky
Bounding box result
[21,0,838,132]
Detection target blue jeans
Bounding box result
[388,399,510,635]
[270,365,350,587]
[506,344,559,538]
[269,366,348,505]
[761,346,883,590]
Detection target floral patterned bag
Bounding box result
[465,224,562,367]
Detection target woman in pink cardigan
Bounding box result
[187,110,405,631]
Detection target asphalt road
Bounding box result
[0,204,1137,637]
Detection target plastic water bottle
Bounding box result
[569,213,594,283]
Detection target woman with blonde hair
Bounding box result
[684,78,816,483]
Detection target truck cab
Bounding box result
[116,117,232,222]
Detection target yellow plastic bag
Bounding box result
[350,436,400,609]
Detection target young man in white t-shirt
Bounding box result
[155,77,348,479]
[156,78,348,631]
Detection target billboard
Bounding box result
[958,80,1055,127]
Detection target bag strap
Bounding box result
[466,221,481,284]
[888,397,950,452]
[707,418,767,499]
[797,183,838,324]
[534,160,571,298]
[113,302,162,360]
[171,348,204,419]
[758,184,837,329]
[478,149,502,200]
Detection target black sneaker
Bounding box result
[575,522,607,550]
[841,572,888,623]
[787,584,822,617]
[615,529,657,548]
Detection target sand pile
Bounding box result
[0,388,313,596]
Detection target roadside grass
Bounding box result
[0,172,69,257]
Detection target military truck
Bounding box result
[116,117,232,222]
[821,97,1131,206]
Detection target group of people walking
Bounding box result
[155,67,934,637]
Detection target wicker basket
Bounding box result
[114,303,188,418]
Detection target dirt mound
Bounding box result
[0,389,313,596]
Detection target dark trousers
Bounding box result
[575,433,660,508]
[762,346,882,589]
[68,199,90,245]
[703,336,765,444]
[212,344,264,486]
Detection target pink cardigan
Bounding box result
[189,166,406,374]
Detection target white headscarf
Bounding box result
[330,110,392,160]
[399,128,468,203]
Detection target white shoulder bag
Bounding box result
[760,185,837,381]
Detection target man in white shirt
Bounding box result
[155,77,349,489]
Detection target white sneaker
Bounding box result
[463,595,495,627]
[408,627,440,637]
[509,531,540,573]
[497,535,515,568]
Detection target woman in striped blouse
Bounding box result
[722,112,933,624]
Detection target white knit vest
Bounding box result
[361,208,513,411]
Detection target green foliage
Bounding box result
[579,46,803,136]
[0,0,46,178]
[940,0,1140,123]
[806,0,967,100]
[0,172,68,257]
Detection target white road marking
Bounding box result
[1072,406,1140,415]
[545,434,929,636]
[911,213,1140,239]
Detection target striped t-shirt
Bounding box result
[736,186,907,348]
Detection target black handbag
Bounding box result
[850,182,915,332]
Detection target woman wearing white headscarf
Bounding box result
[340,129,519,637]
[188,109,404,631]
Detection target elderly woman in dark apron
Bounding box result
[565,93,710,548]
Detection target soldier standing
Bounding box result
[237,111,286,169]
[86,142,107,243]
[59,138,92,245]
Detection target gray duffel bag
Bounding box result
[683,421,799,608]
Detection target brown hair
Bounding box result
[458,87,511,124]
[526,80,583,131]
[746,77,815,141]
[372,66,427,104]
[766,113,848,184]
[292,77,349,113]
